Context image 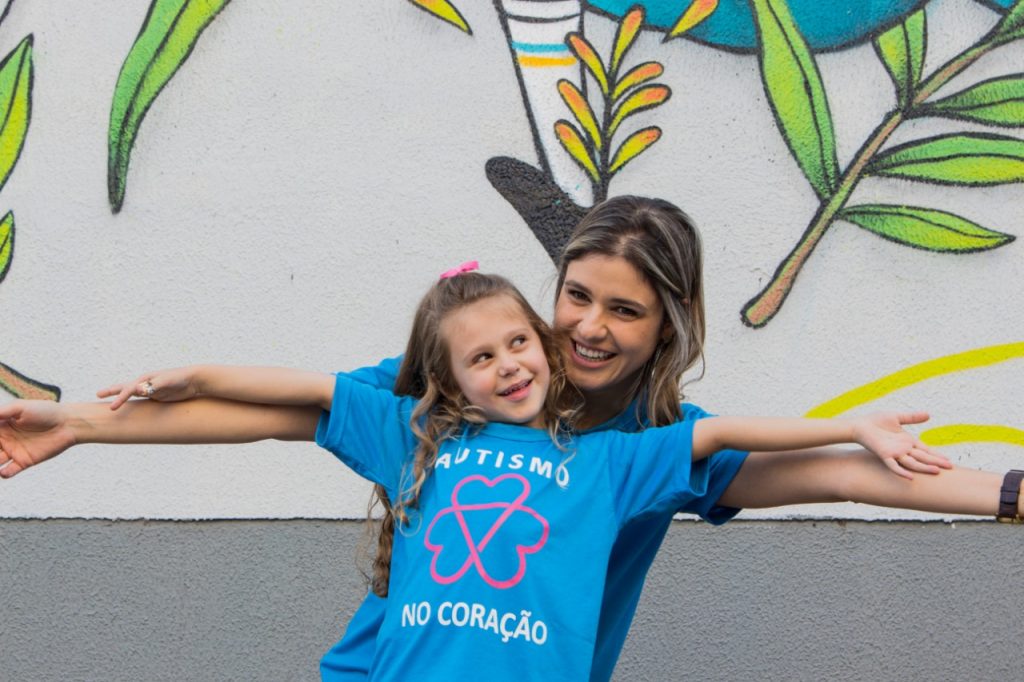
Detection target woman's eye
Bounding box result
[615,307,639,318]
[568,289,588,302]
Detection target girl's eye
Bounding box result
[511,335,527,347]
[614,306,639,318]
[472,353,491,364]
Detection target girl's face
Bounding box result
[441,294,551,429]
[554,254,666,399]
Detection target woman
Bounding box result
[0,197,1016,682]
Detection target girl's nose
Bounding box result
[498,359,520,377]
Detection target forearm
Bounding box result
[70,398,319,445]
[719,448,1012,516]
[191,365,334,409]
[694,416,856,460]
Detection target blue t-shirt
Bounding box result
[320,358,748,682]
[317,372,712,682]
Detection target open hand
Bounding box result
[849,411,951,480]
[0,400,76,478]
[97,367,200,411]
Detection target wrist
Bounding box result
[189,365,208,398]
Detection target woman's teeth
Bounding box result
[575,342,613,361]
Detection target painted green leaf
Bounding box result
[0,211,13,284]
[0,35,32,195]
[840,204,1014,252]
[919,74,1024,127]
[567,33,608,96]
[608,85,670,136]
[611,6,643,75]
[558,80,602,151]
[109,0,230,213]
[873,9,925,109]
[554,120,600,182]
[750,0,839,199]
[992,0,1024,44]
[609,126,661,175]
[612,62,663,101]
[868,133,1024,185]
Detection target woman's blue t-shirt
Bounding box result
[320,357,748,681]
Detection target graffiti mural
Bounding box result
[741,0,1022,327]
[0,13,56,401]
[806,341,1024,449]
[108,0,230,213]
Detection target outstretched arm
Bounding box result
[692,412,949,480]
[98,365,335,411]
[0,397,319,479]
[718,447,1016,517]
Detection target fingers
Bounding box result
[909,444,952,469]
[0,446,23,478]
[97,378,154,411]
[883,457,914,481]
[0,403,23,421]
[897,411,930,426]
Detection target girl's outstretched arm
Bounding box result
[692,412,950,480]
[99,365,335,411]
[0,398,319,479]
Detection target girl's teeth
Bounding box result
[575,343,612,360]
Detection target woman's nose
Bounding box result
[576,308,607,341]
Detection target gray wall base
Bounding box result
[2,520,1020,681]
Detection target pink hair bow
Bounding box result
[439,260,479,280]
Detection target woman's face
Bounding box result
[554,254,666,399]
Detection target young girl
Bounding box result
[58,268,939,681]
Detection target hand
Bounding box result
[0,400,76,478]
[848,411,951,480]
[97,367,200,411]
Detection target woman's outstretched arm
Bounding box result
[718,448,1015,517]
[0,398,319,478]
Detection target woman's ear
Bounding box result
[660,321,674,344]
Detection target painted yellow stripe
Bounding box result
[805,342,1024,417]
[921,424,1024,448]
[518,55,577,67]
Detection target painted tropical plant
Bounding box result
[742,0,1023,328]
[0,27,58,401]
[554,6,674,204]
[108,0,230,212]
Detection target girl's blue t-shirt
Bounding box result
[320,357,748,682]
[316,372,714,682]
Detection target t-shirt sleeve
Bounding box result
[604,420,711,525]
[315,372,418,492]
[678,402,748,524]
[342,355,403,391]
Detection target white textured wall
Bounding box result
[1,0,1022,521]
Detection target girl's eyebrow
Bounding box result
[564,279,648,311]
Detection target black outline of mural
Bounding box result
[741,0,1022,328]
[108,0,231,213]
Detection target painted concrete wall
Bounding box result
[1,0,1023,678]
[3,519,1022,681]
